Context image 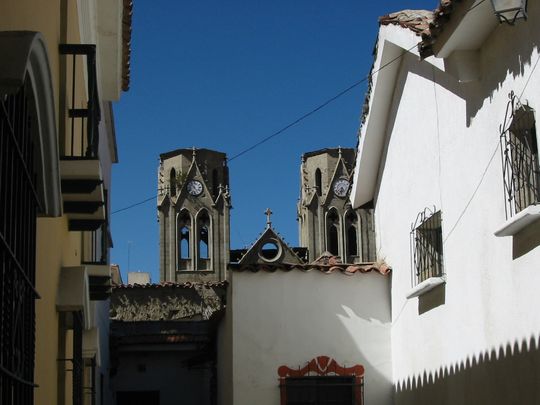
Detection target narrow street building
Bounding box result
[352,2,540,404]
[0,1,132,404]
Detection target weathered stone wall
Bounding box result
[110,284,226,321]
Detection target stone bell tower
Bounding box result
[157,148,230,283]
[297,147,376,263]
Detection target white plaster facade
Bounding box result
[352,2,540,403]
[219,269,392,405]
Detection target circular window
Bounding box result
[258,240,282,262]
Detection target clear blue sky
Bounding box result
[111,0,436,283]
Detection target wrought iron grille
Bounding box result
[82,190,109,265]
[0,80,40,404]
[59,44,101,158]
[83,357,96,405]
[283,376,361,405]
[278,357,364,405]
[73,311,84,405]
[500,91,540,218]
[410,208,443,286]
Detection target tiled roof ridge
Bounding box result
[419,0,462,58]
[378,2,462,57]
[229,259,391,276]
[379,9,435,37]
[121,0,133,91]
[113,280,229,289]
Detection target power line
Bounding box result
[111,195,156,214]
[112,0,491,215]
[229,43,418,162]
[112,44,417,215]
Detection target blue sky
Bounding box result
[111,0,436,282]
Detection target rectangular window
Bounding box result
[278,357,364,405]
[500,100,540,218]
[284,376,356,405]
[411,209,443,285]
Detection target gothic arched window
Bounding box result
[326,208,340,256]
[178,211,191,260]
[197,210,211,269]
[212,169,219,198]
[170,168,177,196]
[315,168,322,196]
[345,211,358,257]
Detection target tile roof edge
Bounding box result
[378,9,435,38]
[228,261,391,276]
[121,0,133,91]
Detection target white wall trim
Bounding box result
[406,275,446,299]
[494,204,540,237]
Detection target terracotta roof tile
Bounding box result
[229,253,391,276]
[379,9,434,36]
[419,0,463,58]
[122,0,133,91]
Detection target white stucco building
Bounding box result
[351,1,540,403]
[220,226,393,405]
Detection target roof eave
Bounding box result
[351,26,420,208]
[420,0,497,60]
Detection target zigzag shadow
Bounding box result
[395,335,540,404]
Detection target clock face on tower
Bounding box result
[187,180,203,196]
[333,178,350,198]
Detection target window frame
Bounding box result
[278,356,364,405]
[500,93,540,219]
[410,208,444,287]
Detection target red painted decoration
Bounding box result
[278,356,364,405]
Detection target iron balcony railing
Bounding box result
[82,190,109,266]
[500,92,540,218]
[59,44,101,159]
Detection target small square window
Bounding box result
[411,209,443,285]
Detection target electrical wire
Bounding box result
[110,0,497,215]
[111,195,157,214]
[228,43,418,162]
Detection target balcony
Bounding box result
[59,44,105,231]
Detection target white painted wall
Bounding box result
[227,269,392,405]
[353,4,540,403]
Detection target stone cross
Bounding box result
[265,208,273,228]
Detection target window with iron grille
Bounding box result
[410,208,443,285]
[500,92,540,218]
[0,79,39,404]
[284,376,356,405]
[278,356,364,405]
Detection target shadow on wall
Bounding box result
[418,283,445,315]
[235,271,394,404]
[464,4,540,125]
[513,221,540,259]
[395,335,540,405]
